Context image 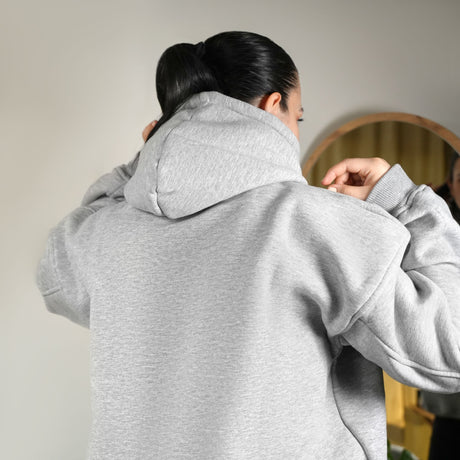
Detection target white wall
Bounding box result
[1,0,460,458]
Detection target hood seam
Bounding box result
[159,130,301,176]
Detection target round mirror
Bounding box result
[302,112,460,190]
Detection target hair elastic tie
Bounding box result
[195,41,206,58]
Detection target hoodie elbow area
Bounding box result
[41,287,90,328]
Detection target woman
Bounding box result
[36,31,460,459]
[421,150,460,460]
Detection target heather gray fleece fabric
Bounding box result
[37,92,460,460]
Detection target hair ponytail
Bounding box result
[146,32,298,142]
[145,42,220,141]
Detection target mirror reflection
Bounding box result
[306,120,451,189]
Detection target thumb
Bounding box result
[328,184,372,201]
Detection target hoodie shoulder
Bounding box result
[272,180,410,336]
[282,180,406,230]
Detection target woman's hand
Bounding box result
[142,120,158,142]
[321,157,391,201]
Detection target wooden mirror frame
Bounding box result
[302,112,460,177]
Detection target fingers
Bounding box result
[320,157,391,201]
[330,183,373,200]
[321,158,367,186]
[142,120,158,142]
[321,157,390,186]
[321,168,338,186]
[334,171,350,186]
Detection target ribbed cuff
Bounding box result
[366,164,417,214]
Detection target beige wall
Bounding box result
[1,0,460,458]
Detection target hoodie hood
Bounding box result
[124,91,307,219]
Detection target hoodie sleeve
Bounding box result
[339,164,460,392]
[36,152,140,327]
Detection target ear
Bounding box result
[258,92,283,116]
[447,178,453,196]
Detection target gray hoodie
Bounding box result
[37,91,460,460]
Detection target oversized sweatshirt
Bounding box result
[420,199,460,420]
[36,91,460,460]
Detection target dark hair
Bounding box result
[435,146,459,200]
[146,31,299,141]
[448,148,460,183]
